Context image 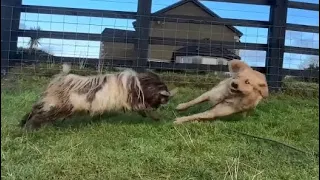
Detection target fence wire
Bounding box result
[1,0,319,96]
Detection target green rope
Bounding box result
[225,128,319,157]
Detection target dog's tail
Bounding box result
[62,63,71,74]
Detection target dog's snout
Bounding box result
[231,82,238,89]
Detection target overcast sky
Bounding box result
[18,0,319,69]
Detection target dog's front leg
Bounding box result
[176,91,210,111]
[176,82,229,111]
[174,103,237,124]
[174,110,215,124]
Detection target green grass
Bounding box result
[1,74,319,180]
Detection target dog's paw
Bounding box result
[176,103,188,111]
[173,120,182,124]
[173,118,184,124]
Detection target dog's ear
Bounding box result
[255,72,269,98]
[257,83,269,98]
[228,59,251,75]
[260,84,269,98]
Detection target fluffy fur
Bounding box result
[174,59,269,124]
[21,64,177,130]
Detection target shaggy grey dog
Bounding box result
[21,64,177,130]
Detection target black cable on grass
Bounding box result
[225,128,319,157]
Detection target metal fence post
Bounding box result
[266,0,289,91]
[1,0,22,75]
[135,0,152,72]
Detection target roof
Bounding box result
[133,0,243,37]
[172,45,241,60]
[101,28,136,39]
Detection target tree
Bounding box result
[302,56,319,83]
[301,56,319,70]
[28,26,41,51]
[306,63,319,70]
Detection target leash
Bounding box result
[224,128,319,157]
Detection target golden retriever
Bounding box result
[174,59,269,124]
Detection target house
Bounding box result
[99,0,243,65]
[172,45,240,65]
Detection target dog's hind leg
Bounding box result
[176,91,210,111]
[174,103,237,124]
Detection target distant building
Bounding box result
[100,0,242,65]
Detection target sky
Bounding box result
[17,0,319,69]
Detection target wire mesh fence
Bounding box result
[1,0,319,96]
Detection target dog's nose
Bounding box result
[231,82,238,89]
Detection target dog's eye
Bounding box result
[259,84,266,87]
[245,79,250,84]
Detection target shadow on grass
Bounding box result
[54,113,248,130]
[10,112,162,139]
[14,100,258,133]
[22,110,248,132]
[51,112,163,129]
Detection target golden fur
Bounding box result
[174,59,269,124]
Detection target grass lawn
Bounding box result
[1,74,319,180]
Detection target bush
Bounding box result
[282,80,319,98]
